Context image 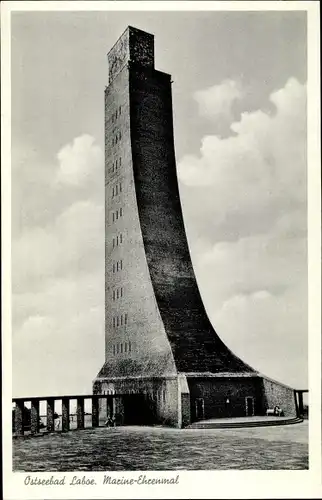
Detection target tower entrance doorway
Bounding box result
[122,394,155,425]
[195,398,205,421]
[245,397,254,416]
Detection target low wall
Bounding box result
[94,376,179,426]
[187,376,263,420]
[261,377,297,417]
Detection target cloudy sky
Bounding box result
[11,10,307,397]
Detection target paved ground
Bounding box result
[13,421,308,471]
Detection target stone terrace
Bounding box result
[13,421,308,471]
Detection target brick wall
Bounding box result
[187,376,264,420]
[94,30,297,429]
[95,30,259,419]
[181,394,191,427]
[129,64,255,375]
[99,58,177,380]
[95,376,179,426]
[261,377,297,417]
[178,374,191,427]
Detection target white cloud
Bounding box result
[12,77,308,395]
[12,133,105,294]
[13,300,105,397]
[198,231,306,303]
[12,134,104,236]
[178,77,307,388]
[12,200,104,294]
[178,77,306,243]
[56,134,103,186]
[194,79,243,121]
[213,286,307,388]
[12,134,105,396]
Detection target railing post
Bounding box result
[30,400,40,435]
[47,398,55,432]
[14,394,119,435]
[62,398,70,432]
[115,396,125,425]
[14,400,24,436]
[107,397,113,418]
[298,391,304,417]
[294,390,299,417]
[77,397,84,429]
[98,397,107,425]
[92,396,99,427]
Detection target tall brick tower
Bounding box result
[93,26,298,427]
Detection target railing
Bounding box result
[294,389,309,419]
[12,394,117,437]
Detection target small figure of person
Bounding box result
[54,412,61,430]
[39,417,46,429]
[105,416,111,427]
[274,405,282,416]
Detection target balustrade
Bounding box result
[77,397,84,429]
[30,400,40,434]
[12,394,118,437]
[46,398,55,432]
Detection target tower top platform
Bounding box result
[107,26,154,82]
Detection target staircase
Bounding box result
[188,416,303,429]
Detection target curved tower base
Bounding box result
[93,27,298,427]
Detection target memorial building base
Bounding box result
[94,28,299,430]
[93,373,297,428]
